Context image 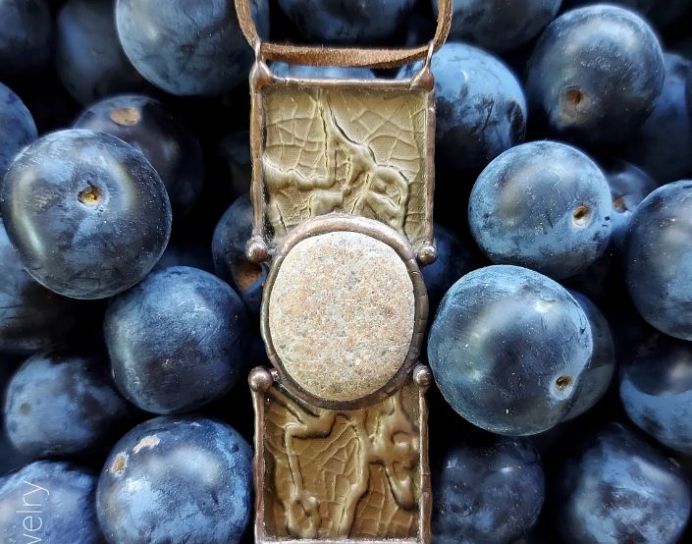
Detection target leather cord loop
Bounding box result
[234,0,452,69]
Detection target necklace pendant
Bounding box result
[234,2,452,542]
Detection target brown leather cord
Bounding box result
[234,0,452,69]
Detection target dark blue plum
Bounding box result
[74,95,204,213]
[433,435,545,544]
[620,336,692,455]
[604,160,657,250]
[422,224,474,312]
[212,194,266,316]
[625,181,692,339]
[428,265,593,435]
[115,0,270,96]
[526,5,665,144]
[0,461,103,543]
[56,0,152,106]
[622,53,692,184]
[0,357,30,474]
[4,353,130,458]
[433,0,562,53]
[563,0,692,26]
[563,291,615,420]
[468,141,613,280]
[104,266,249,414]
[277,0,415,44]
[557,423,691,544]
[271,62,375,79]
[0,0,52,82]
[97,416,252,544]
[0,129,172,300]
[0,219,78,354]
[404,42,526,179]
[0,82,37,179]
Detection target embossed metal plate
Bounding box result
[250,366,433,544]
[247,67,436,263]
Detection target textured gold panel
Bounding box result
[260,85,431,250]
[261,379,422,540]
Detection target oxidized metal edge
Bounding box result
[249,365,433,544]
[246,62,437,267]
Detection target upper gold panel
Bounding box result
[249,71,435,259]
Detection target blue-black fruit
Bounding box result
[563,291,616,420]
[0,461,103,543]
[433,435,545,544]
[622,53,692,184]
[409,42,527,179]
[0,129,172,300]
[0,82,37,179]
[625,181,692,340]
[604,160,657,250]
[115,0,270,96]
[557,423,691,544]
[0,219,77,354]
[97,417,252,544]
[212,194,266,315]
[74,95,204,213]
[620,336,692,455]
[276,0,415,45]
[468,141,613,280]
[422,224,474,313]
[56,0,151,105]
[0,0,52,82]
[428,265,593,435]
[4,352,130,458]
[105,266,249,414]
[526,5,665,144]
[433,0,562,53]
[271,62,375,80]
[563,0,692,27]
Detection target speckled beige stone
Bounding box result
[267,231,416,402]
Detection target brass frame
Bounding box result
[260,214,429,411]
[234,2,450,542]
[249,365,434,544]
[245,61,438,266]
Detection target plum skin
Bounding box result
[428,265,593,436]
[0,129,172,300]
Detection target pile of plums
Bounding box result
[2,1,692,543]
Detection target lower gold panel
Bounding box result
[251,368,431,543]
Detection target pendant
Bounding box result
[234,2,452,542]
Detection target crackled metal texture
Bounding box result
[258,84,432,252]
[259,379,425,540]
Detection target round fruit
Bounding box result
[97,417,252,544]
[428,265,593,435]
[0,129,172,300]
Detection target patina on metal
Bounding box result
[234,1,451,541]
